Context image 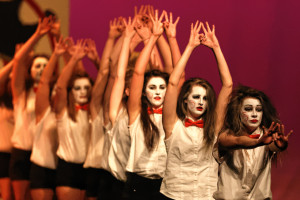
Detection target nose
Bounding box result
[155,88,160,95]
[199,98,204,105]
[251,110,257,118]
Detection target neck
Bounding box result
[246,126,261,135]
[186,111,202,121]
[151,105,163,109]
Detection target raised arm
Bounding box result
[53,39,86,119]
[127,10,165,124]
[134,8,164,71]
[201,22,233,135]
[163,12,185,88]
[90,19,121,121]
[109,17,136,125]
[35,36,66,123]
[163,21,202,138]
[12,17,52,103]
[85,39,101,70]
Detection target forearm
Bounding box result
[213,47,232,88]
[157,35,172,73]
[14,32,41,62]
[99,37,115,72]
[219,134,263,150]
[169,44,194,86]
[56,57,78,89]
[134,34,158,75]
[110,35,125,69]
[168,37,181,68]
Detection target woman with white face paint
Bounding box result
[213,85,293,200]
[125,10,170,199]
[10,16,53,200]
[53,39,92,200]
[83,18,123,200]
[160,21,233,200]
[29,36,66,200]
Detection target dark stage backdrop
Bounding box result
[70,0,300,199]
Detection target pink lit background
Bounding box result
[70,0,300,199]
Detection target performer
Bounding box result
[83,19,120,200]
[53,39,91,200]
[125,10,170,200]
[10,16,53,200]
[213,85,293,200]
[29,36,66,200]
[160,21,233,200]
[105,16,137,199]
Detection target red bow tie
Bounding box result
[33,87,38,93]
[249,134,260,139]
[184,118,204,128]
[75,104,89,111]
[147,107,162,115]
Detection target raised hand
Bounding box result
[71,39,87,60]
[65,37,76,55]
[123,17,137,39]
[258,122,277,145]
[85,39,100,64]
[135,17,152,41]
[188,21,202,48]
[201,22,220,49]
[53,36,67,56]
[134,5,148,22]
[36,16,53,36]
[274,124,293,150]
[164,12,180,38]
[50,19,61,38]
[109,18,123,39]
[149,9,165,37]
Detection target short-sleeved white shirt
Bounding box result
[160,119,218,200]
[56,110,90,163]
[0,106,14,152]
[30,107,58,169]
[11,89,36,150]
[84,108,105,168]
[213,131,273,200]
[126,113,167,179]
[108,107,130,181]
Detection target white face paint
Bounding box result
[31,57,48,82]
[240,97,263,132]
[186,85,207,119]
[72,78,92,105]
[145,77,167,108]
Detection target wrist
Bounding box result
[274,141,288,151]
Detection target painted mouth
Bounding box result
[250,119,258,123]
[196,106,203,111]
[154,97,161,100]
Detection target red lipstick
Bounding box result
[196,106,203,111]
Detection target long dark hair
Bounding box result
[141,70,169,152]
[67,72,93,122]
[177,78,216,150]
[222,85,280,173]
[222,85,280,136]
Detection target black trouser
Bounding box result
[124,172,163,200]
